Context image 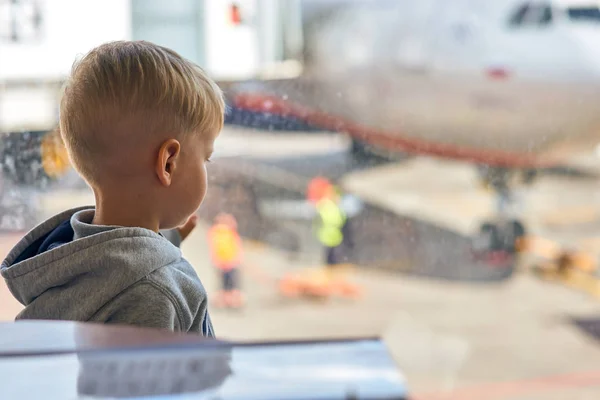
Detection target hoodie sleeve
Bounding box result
[99,281,184,331]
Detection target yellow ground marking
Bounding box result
[518,236,596,273]
[519,236,600,299]
[535,265,600,299]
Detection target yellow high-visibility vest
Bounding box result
[315,198,346,247]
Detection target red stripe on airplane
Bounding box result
[232,93,557,168]
[486,67,511,80]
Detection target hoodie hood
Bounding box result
[1,207,182,321]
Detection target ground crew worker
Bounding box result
[207,213,244,309]
[314,185,347,268]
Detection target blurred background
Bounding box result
[2,0,600,397]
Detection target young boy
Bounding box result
[0,41,224,336]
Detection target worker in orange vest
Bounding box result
[207,213,244,309]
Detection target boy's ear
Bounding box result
[156,139,181,187]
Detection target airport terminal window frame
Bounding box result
[0,0,43,43]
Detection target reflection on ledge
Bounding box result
[0,321,409,400]
[77,347,232,398]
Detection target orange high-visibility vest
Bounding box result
[208,223,242,270]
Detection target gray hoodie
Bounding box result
[0,206,214,336]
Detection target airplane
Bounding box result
[225,0,600,256]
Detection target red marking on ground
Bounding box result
[414,370,600,400]
[233,93,559,169]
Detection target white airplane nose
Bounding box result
[586,48,600,79]
[572,28,600,79]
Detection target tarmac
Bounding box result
[0,127,599,398]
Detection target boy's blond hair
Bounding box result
[59,40,225,184]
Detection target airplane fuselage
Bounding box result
[230,0,600,167]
